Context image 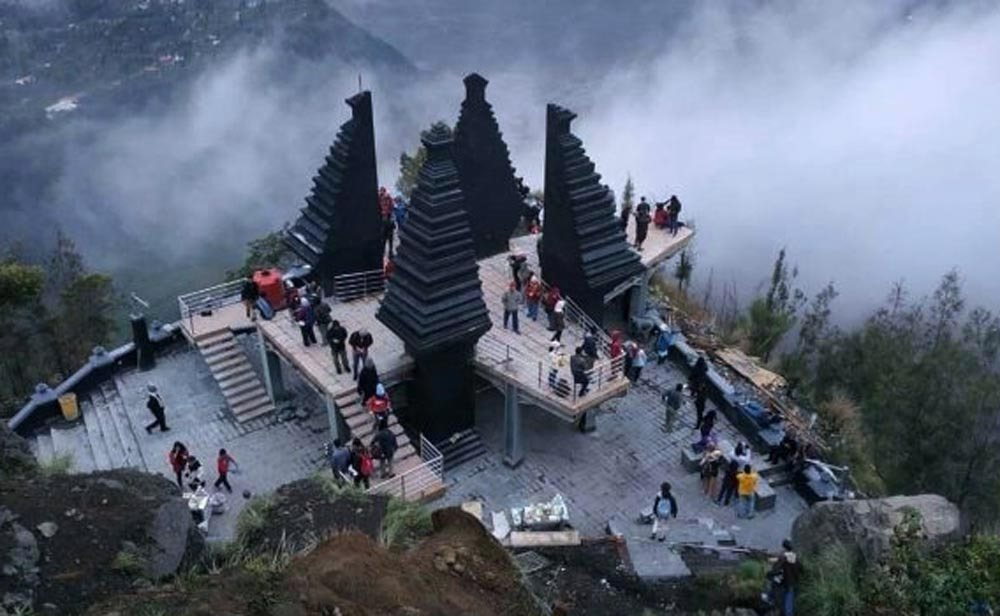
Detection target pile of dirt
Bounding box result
[0,422,36,478]
[88,508,546,616]
[252,478,389,553]
[0,469,203,615]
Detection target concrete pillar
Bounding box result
[130,314,154,371]
[258,328,285,403]
[324,392,343,445]
[503,382,524,468]
[628,271,652,321]
[579,409,597,433]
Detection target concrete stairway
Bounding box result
[196,329,273,423]
[334,390,418,471]
[435,429,487,472]
[30,381,149,474]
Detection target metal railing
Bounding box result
[475,331,627,407]
[332,269,386,302]
[177,279,246,336]
[536,278,614,356]
[367,434,444,501]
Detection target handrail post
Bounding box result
[401,474,406,500]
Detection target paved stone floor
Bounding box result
[115,346,331,542]
[441,359,808,562]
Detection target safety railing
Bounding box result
[474,331,627,408]
[536,279,614,356]
[177,279,246,336]
[332,269,385,302]
[367,434,444,501]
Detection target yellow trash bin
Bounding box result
[58,393,79,422]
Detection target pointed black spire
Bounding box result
[540,103,644,322]
[453,73,523,258]
[377,124,491,355]
[285,91,382,290]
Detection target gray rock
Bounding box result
[143,499,197,579]
[0,423,36,477]
[8,523,40,573]
[36,522,58,539]
[791,494,961,565]
[94,478,126,491]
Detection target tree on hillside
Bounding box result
[227,230,292,280]
[620,176,635,217]
[396,121,451,199]
[746,248,805,362]
[0,261,43,309]
[674,249,694,293]
[810,271,1000,523]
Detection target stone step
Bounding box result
[91,390,130,469]
[80,397,113,471]
[208,353,248,375]
[202,343,240,363]
[217,368,258,392]
[234,398,274,423]
[101,382,148,472]
[214,362,255,384]
[351,418,407,446]
[220,376,263,400]
[228,384,270,409]
[35,432,54,463]
[49,424,96,474]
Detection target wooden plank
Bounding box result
[714,348,786,389]
[506,530,581,548]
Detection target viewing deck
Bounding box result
[177,223,694,424]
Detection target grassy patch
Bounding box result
[39,452,73,476]
[725,558,769,603]
[380,497,432,550]
[111,549,144,575]
[234,493,277,550]
[799,542,863,616]
[309,471,368,504]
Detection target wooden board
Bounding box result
[506,530,581,548]
[714,348,786,390]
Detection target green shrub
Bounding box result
[309,471,367,504]
[726,558,769,603]
[234,493,276,550]
[799,542,864,616]
[380,497,432,549]
[39,452,73,476]
[111,549,143,575]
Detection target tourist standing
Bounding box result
[610,331,624,378]
[314,301,332,346]
[348,328,374,380]
[357,358,380,404]
[699,409,718,448]
[502,282,523,334]
[214,448,237,493]
[716,460,740,507]
[733,442,752,469]
[650,481,678,541]
[655,325,673,364]
[619,199,632,232]
[636,196,651,217]
[326,319,349,374]
[663,383,684,430]
[631,347,647,382]
[543,286,561,330]
[700,448,723,499]
[366,383,392,430]
[144,384,169,433]
[240,276,259,320]
[381,214,396,258]
[550,299,566,342]
[694,386,708,431]
[168,442,188,489]
[634,208,651,250]
[548,343,570,396]
[689,356,709,392]
[294,300,317,347]
[393,196,407,228]
[582,326,599,359]
[570,346,591,398]
[770,539,802,616]
[736,464,759,519]
[524,275,542,321]
[667,194,683,236]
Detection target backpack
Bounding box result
[359,453,374,477]
[655,495,674,518]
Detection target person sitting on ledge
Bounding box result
[653,201,669,228]
[767,431,799,465]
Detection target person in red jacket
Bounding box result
[653,202,669,228]
[378,187,393,219]
[168,442,188,489]
[524,275,543,321]
[542,285,561,330]
[214,448,237,493]
[366,383,392,430]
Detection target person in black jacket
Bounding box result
[357,358,380,403]
[371,419,398,478]
[570,347,591,397]
[240,277,259,320]
[349,328,374,380]
[144,384,169,433]
[582,326,599,359]
[651,482,678,541]
[716,459,740,506]
[326,320,349,374]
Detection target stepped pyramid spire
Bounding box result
[453,73,523,258]
[284,91,382,290]
[377,124,491,355]
[540,103,644,322]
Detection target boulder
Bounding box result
[0,422,37,477]
[791,494,961,565]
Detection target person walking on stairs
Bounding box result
[326,319,349,374]
[144,384,169,433]
[357,359,380,404]
[550,299,566,342]
[371,419,398,479]
[214,448,237,493]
